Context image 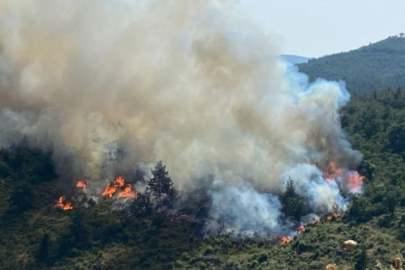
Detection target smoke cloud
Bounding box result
[0,0,362,236]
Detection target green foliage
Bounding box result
[203,245,214,255]
[8,183,34,212]
[347,195,374,223]
[354,247,368,270]
[0,146,200,269]
[388,123,405,153]
[36,233,50,263]
[281,178,308,221]
[0,144,57,184]
[130,191,152,216]
[249,260,259,268]
[257,252,268,263]
[298,36,405,95]
[148,161,176,205]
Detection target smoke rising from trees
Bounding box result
[0,0,362,236]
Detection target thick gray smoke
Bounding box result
[0,0,362,236]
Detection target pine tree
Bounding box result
[281,178,307,221]
[148,161,175,205]
[284,178,297,200]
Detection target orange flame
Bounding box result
[347,171,364,193]
[102,176,137,199]
[118,184,138,199]
[280,236,293,244]
[54,196,73,210]
[115,176,125,188]
[326,212,340,221]
[297,225,305,233]
[326,203,340,221]
[102,183,118,198]
[325,161,343,180]
[76,180,87,191]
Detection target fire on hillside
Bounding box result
[101,176,137,198]
[54,176,138,211]
[54,196,73,211]
[0,0,365,243]
[53,160,364,245]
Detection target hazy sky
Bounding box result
[238,0,405,57]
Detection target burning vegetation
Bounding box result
[0,0,365,244]
[279,236,293,245]
[322,161,364,194]
[53,162,176,213]
[54,196,73,211]
[118,184,138,199]
[76,180,87,192]
[324,161,364,185]
[51,157,363,245]
[297,225,305,233]
[347,171,364,193]
[55,176,138,210]
[99,176,138,199]
[101,176,137,199]
[325,161,343,180]
[325,203,340,222]
[102,177,123,198]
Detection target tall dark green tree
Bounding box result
[281,178,307,221]
[148,161,175,205]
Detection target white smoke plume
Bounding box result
[0,0,362,236]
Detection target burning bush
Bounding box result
[54,196,73,211]
[101,176,138,199]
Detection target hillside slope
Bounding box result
[298,36,405,95]
[2,88,405,269]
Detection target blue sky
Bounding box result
[238,0,405,57]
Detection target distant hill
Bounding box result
[280,54,310,65]
[298,36,405,95]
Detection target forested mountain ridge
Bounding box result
[298,35,405,95]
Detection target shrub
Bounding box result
[257,252,268,264]
[203,245,214,255]
[250,260,260,269]
[181,252,190,261]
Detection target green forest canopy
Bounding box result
[298,35,405,95]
